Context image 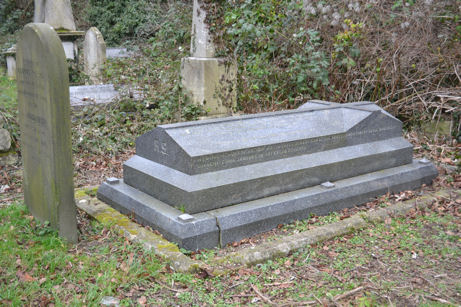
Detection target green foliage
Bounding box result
[212,0,330,110]
[0,70,18,149]
[85,0,190,46]
[0,0,32,36]
[67,60,88,86]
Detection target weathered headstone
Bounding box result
[98,101,438,250]
[181,0,237,116]
[83,27,106,84]
[16,23,78,242]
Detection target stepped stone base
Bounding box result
[98,160,437,250]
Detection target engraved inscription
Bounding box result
[191,126,397,171]
[18,59,53,163]
[153,139,168,156]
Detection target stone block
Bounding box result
[106,48,132,59]
[69,84,119,107]
[181,57,237,116]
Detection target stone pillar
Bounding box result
[83,27,107,84]
[44,0,76,31]
[34,0,46,23]
[180,0,237,117]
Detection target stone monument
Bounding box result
[98,100,438,250]
[34,0,83,60]
[180,0,237,116]
[34,0,76,30]
[83,27,106,84]
[16,23,78,243]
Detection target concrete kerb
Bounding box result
[218,189,459,267]
[75,188,202,273]
[75,187,458,272]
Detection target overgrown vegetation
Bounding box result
[204,0,460,125]
[0,69,18,150]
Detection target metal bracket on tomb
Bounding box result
[321,181,336,189]
[418,157,431,165]
[178,214,195,222]
[106,177,120,185]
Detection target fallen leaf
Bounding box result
[17,271,36,282]
[137,296,147,306]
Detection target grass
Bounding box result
[0,69,18,144]
[0,194,459,306]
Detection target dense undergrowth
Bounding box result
[204,0,460,124]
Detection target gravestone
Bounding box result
[16,23,78,243]
[83,27,106,84]
[180,0,237,116]
[98,101,438,250]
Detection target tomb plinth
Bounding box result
[98,101,438,250]
[56,31,84,60]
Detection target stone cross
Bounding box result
[191,0,215,58]
[34,0,76,31]
[181,0,237,116]
[83,27,106,84]
[16,23,78,243]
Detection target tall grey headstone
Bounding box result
[181,0,237,117]
[83,27,106,84]
[16,23,78,243]
[98,101,438,250]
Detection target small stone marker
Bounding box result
[181,0,237,116]
[16,23,78,243]
[3,46,16,79]
[98,101,438,250]
[0,129,11,152]
[83,27,106,84]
